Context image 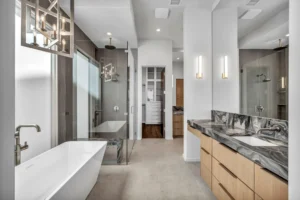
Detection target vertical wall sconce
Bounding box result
[172,74,174,88]
[281,77,285,89]
[196,55,203,79]
[222,55,228,79]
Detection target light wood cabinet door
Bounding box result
[212,140,237,175]
[173,114,183,122]
[201,163,212,189]
[200,132,212,154]
[236,153,255,190]
[212,175,234,200]
[173,128,183,136]
[255,164,288,200]
[188,125,201,138]
[201,148,212,171]
[237,179,254,200]
[212,157,237,199]
[255,194,263,200]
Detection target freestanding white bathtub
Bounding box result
[15,141,107,200]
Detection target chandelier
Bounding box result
[21,0,74,58]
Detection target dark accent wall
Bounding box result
[96,49,128,122]
[57,25,97,144]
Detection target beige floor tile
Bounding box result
[87,138,216,200]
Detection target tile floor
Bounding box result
[87,138,216,200]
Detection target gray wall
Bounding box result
[58,25,97,144]
[0,0,15,198]
[96,49,128,122]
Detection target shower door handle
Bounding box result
[131,106,134,114]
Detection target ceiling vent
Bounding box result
[170,0,181,6]
[155,8,170,19]
[239,9,262,19]
[246,0,260,6]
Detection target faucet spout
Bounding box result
[15,124,41,166]
[16,124,41,132]
[257,126,281,135]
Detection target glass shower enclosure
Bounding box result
[73,43,136,165]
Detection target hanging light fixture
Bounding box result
[21,0,74,58]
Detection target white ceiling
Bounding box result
[237,0,289,49]
[63,0,138,48]
[173,51,184,62]
[238,0,289,39]
[132,0,214,49]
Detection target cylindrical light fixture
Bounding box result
[222,55,228,79]
[281,77,285,89]
[196,55,203,79]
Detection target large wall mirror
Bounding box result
[213,0,289,120]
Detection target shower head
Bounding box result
[105,38,116,50]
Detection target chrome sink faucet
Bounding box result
[257,125,281,136]
[15,124,41,166]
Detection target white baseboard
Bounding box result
[184,157,200,162]
[165,136,173,140]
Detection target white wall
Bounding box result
[15,15,52,162]
[173,61,184,106]
[0,0,15,198]
[183,7,212,161]
[212,6,239,113]
[289,0,300,199]
[137,40,173,140]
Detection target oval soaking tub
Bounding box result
[15,141,107,200]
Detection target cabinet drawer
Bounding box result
[237,153,254,190]
[173,128,183,136]
[255,194,263,200]
[212,157,237,199]
[200,163,212,189]
[188,125,201,138]
[212,139,237,175]
[237,179,254,200]
[201,148,211,171]
[173,122,183,129]
[201,132,212,154]
[212,175,234,200]
[255,164,288,200]
[173,115,183,122]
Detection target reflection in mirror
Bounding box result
[213,0,289,120]
[239,0,289,120]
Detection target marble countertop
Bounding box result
[188,119,288,181]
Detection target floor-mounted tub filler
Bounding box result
[15,141,107,200]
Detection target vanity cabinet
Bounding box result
[173,114,183,136]
[255,164,288,200]
[188,125,288,200]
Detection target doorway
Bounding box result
[142,66,165,138]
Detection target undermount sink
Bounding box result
[232,136,278,147]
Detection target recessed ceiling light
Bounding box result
[177,57,180,60]
[107,32,112,36]
[156,28,161,32]
[286,34,289,37]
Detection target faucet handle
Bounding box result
[21,142,29,151]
